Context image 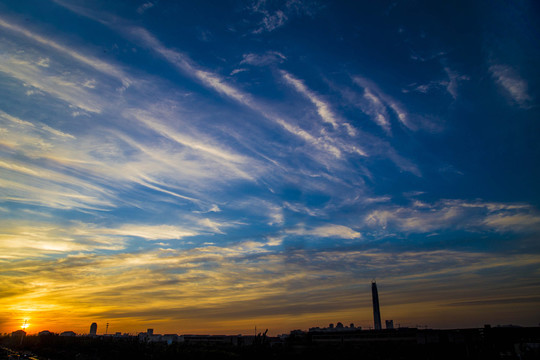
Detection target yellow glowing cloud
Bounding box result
[2,236,540,335]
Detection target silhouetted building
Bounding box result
[386,320,394,329]
[60,331,76,337]
[372,281,382,330]
[90,322,97,335]
[162,334,180,344]
[11,330,26,338]
[38,330,53,336]
[147,328,154,336]
[309,322,361,333]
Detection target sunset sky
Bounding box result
[1,0,539,336]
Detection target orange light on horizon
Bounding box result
[22,319,30,330]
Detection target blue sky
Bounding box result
[1,0,539,335]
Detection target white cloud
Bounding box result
[252,5,288,34]
[281,70,339,129]
[36,6,371,169]
[103,224,198,240]
[42,2,425,187]
[126,109,248,166]
[403,67,468,100]
[0,17,131,89]
[353,76,414,131]
[41,124,76,139]
[36,57,50,67]
[0,54,103,113]
[273,117,342,158]
[260,9,287,32]
[362,88,391,133]
[137,2,155,14]
[287,224,361,239]
[197,218,225,234]
[249,0,318,34]
[194,204,222,214]
[0,222,127,259]
[240,51,286,66]
[194,69,251,103]
[443,67,469,100]
[266,235,284,246]
[364,199,540,234]
[230,68,248,76]
[127,26,255,107]
[490,64,532,107]
[0,102,256,213]
[267,204,285,226]
[483,213,540,232]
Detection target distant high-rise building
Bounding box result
[90,322,97,335]
[147,328,154,336]
[385,320,394,329]
[371,281,382,330]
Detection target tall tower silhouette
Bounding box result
[371,281,382,330]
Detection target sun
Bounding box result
[22,319,30,331]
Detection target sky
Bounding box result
[1,0,539,336]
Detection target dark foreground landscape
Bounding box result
[2,326,540,360]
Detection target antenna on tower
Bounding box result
[106,322,109,335]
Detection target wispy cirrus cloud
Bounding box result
[96,224,199,240]
[126,26,254,105]
[353,76,414,131]
[361,87,392,133]
[121,28,358,164]
[45,3,426,182]
[0,17,131,89]
[281,70,341,131]
[120,24,348,164]
[0,53,103,114]
[0,110,75,139]
[125,108,253,178]
[0,16,267,212]
[286,224,361,239]
[364,199,540,234]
